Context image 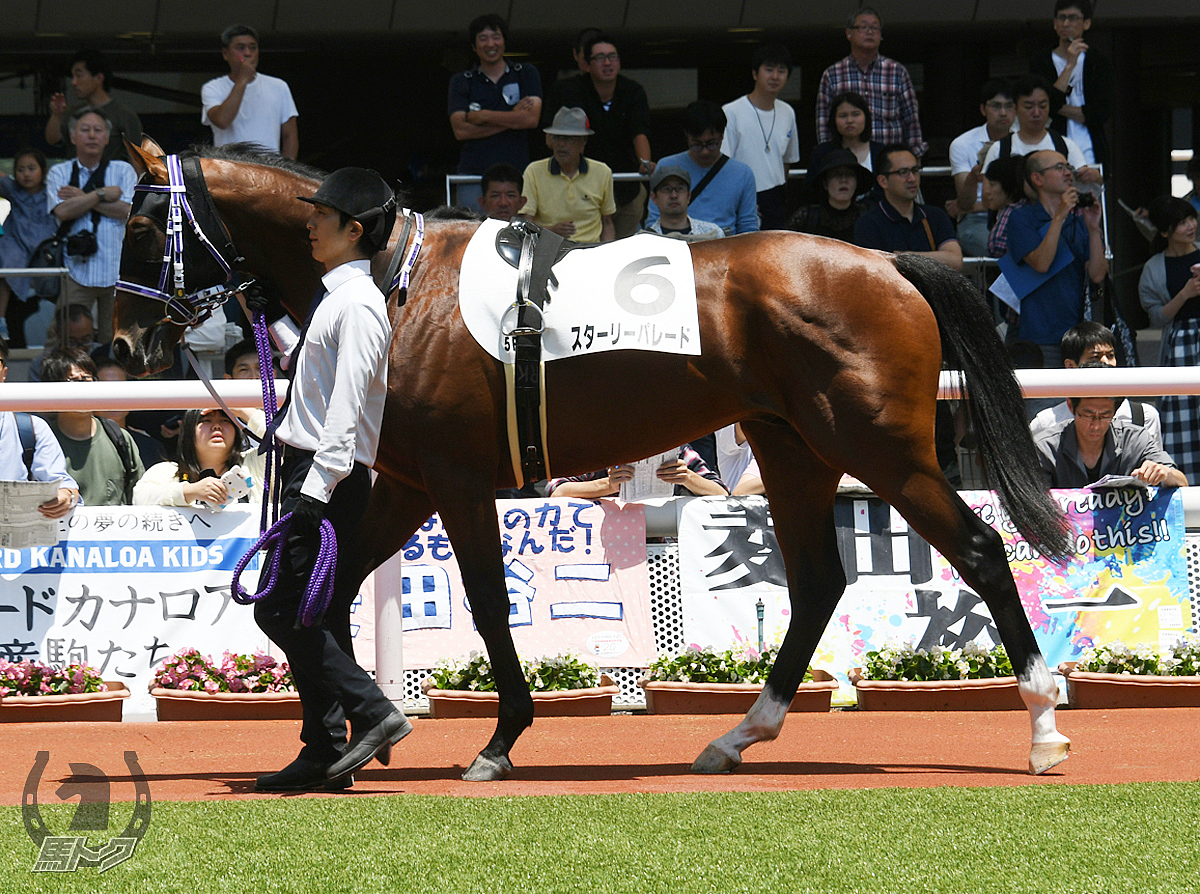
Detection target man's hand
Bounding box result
[1064,38,1088,62]
[290,494,326,534]
[656,458,690,485]
[1132,460,1181,487]
[547,221,576,237]
[1075,166,1103,185]
[50,92,68,115]
[229,52,257,85]
[39,489,77,519]
[241,283,268,315]
[57,184,86,201]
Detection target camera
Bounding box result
[66,230,99,258]
[1075,192,1096,209]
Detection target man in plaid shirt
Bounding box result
[816,7,927,158]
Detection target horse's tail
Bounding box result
[891,254,1071,562]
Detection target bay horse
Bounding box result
[114,141,1073,780]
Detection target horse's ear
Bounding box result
[125,138,167,181]
[140,135,166,157]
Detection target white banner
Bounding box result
[0,506,272,715]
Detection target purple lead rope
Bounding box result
[230,310,337,627]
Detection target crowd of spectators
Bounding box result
[1,2,1196,509]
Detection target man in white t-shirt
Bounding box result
[202,24,299,159]
[981,75,1099,187]
[948,79,1016,257]
[721,43,800,230]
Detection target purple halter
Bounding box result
[116,154,242,327]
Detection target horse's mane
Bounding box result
[186,143,422,211]
[187,142,328,181]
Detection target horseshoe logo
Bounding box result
[22,750,152,871]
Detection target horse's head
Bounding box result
[114,138,242,376]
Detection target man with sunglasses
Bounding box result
[1001,149,1107,367]
[1034,363,1186,488]
[854,143,962,271]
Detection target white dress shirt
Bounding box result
[275,260,390,502]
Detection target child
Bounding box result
[0,148,58,342]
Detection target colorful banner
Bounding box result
[398,499,655,668]
[678,491,1190,704]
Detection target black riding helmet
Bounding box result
[298,167,397,254]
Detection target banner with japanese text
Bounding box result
[678,490,1190,705]
[398,499,655,668]
[0,506,273,715]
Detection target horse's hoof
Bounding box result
[462,754,513,782]
[691,743,741,774]
[1028,737,1071,775]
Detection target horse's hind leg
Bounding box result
[693,424,846,773]
[874,467,1069,775]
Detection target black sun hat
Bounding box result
[299,167,397,251]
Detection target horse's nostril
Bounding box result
[112,339,130,364]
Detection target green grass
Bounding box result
[3,783,1198,893]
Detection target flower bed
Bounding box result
[1060,638,1200,708]
[421,652,618,718]
[636,645,837,714]
[150,648,301,720]
[851,642,1024,711]
[0,660,128,721]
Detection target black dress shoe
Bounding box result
[327,711,412,780]
[255,756,354,793]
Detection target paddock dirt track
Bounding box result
[4,707,1199,803]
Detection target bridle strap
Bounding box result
[116,153,242,327]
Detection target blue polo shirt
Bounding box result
[854,197,958,255]
[448,61,543,174]
[1004,203,1091,346]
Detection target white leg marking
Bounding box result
[692,690,790,774]
[1019,658,1070,775]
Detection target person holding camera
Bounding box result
[1000,148,1107,368]
[45,105,135,346]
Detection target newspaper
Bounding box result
[618,452,678,502]
[0,479,63,549]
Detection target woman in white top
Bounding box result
[133,407,264,507]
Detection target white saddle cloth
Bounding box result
[458,218,701,363]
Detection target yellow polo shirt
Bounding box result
[521,156,616,243]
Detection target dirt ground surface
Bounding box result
[5,708,1198,803]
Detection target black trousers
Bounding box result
[253,449,393,762]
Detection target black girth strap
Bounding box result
[500,222,565,486]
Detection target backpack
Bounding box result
[97,417,139,504]
[15,412,36,480]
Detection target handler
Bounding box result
[252,167,410,793]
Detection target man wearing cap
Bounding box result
[641,166,722,242]
[250,167,410,793]
[520,107,616,243]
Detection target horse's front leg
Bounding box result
[436,490,534,781]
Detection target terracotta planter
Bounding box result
[151,687,303,721]
[849,668,1025,711]
[638,669,839,714]
[422,675,619,718]
[1059,662,1200,708]
[0,682,129,722]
